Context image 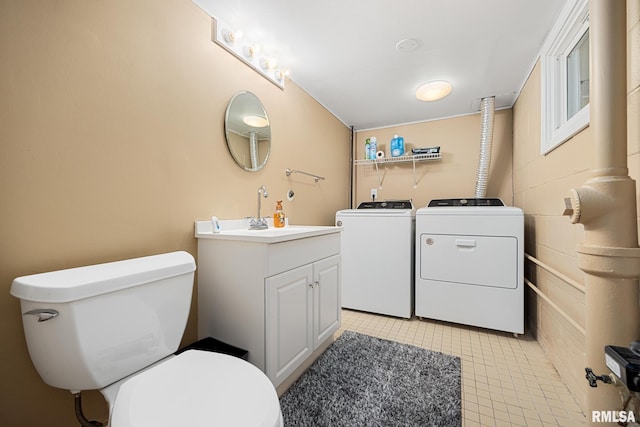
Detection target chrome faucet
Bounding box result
[249,186,269,230]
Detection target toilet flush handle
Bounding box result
[24,308,59,322]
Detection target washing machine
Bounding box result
[415,198,524,334]
[335,200,415,318]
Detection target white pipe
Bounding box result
[525,253,585,293]
[474,97,495,198]
[524,278,586,336]
[563,2,640,422]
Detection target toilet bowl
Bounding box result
[10,251,283,427]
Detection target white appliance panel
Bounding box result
[415,279,523,333]
[419,233,518,289]
[415,205,523,334]
[336,209,414,318]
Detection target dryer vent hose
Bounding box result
[474,96,495,198]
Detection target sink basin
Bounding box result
[194,219,341,243]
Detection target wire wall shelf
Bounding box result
[354,152,442,188]
[353,152,441,166]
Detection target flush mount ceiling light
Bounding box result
[416,80,453,102]
[243,115,269,128]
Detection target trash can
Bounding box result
[176,337,248,360]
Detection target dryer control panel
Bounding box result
[427,198,504,207]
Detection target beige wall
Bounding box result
[512,0,640,412]
[0,1,350,425]
[3,0,639,424]
[631,0,640,215]
[354,110,514,208]
[513,60,591,411]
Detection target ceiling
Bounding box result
[193,0,568,130]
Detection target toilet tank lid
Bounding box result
[10,251,196,303]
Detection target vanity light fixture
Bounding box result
[212,17,285,89]
[242,115,269,128]
[416,80,453,102]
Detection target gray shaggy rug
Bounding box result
[279,331,461,427]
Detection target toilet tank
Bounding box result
[10,251,196,392]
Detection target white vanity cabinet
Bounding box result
[265,254,340,385]
[195,224,341,388]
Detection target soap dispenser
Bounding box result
[274,200,285,228]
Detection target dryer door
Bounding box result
[419,233,518,289]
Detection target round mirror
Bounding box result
[224,91,271,171]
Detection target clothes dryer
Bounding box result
[415,198,524,334]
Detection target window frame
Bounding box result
[540,0,590,155]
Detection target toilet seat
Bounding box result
[109,350,283,427]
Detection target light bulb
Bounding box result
[260,57,278,71]
[243,45,257,59]
[222,29,235,44]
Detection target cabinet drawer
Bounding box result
[266,233,340,276]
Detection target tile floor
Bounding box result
[337,309,586,427]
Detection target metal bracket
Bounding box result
[585,367,613,387]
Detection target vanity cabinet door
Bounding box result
[313,255,341,348]
[265,264,313,386]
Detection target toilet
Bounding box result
[10,251,283,427]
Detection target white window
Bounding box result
[540,0,590,154]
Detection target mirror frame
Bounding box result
[224,91,271,171]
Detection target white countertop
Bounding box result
[195,219,341,243]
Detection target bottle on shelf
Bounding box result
[369,137,377,160]
[391,134,405,157]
